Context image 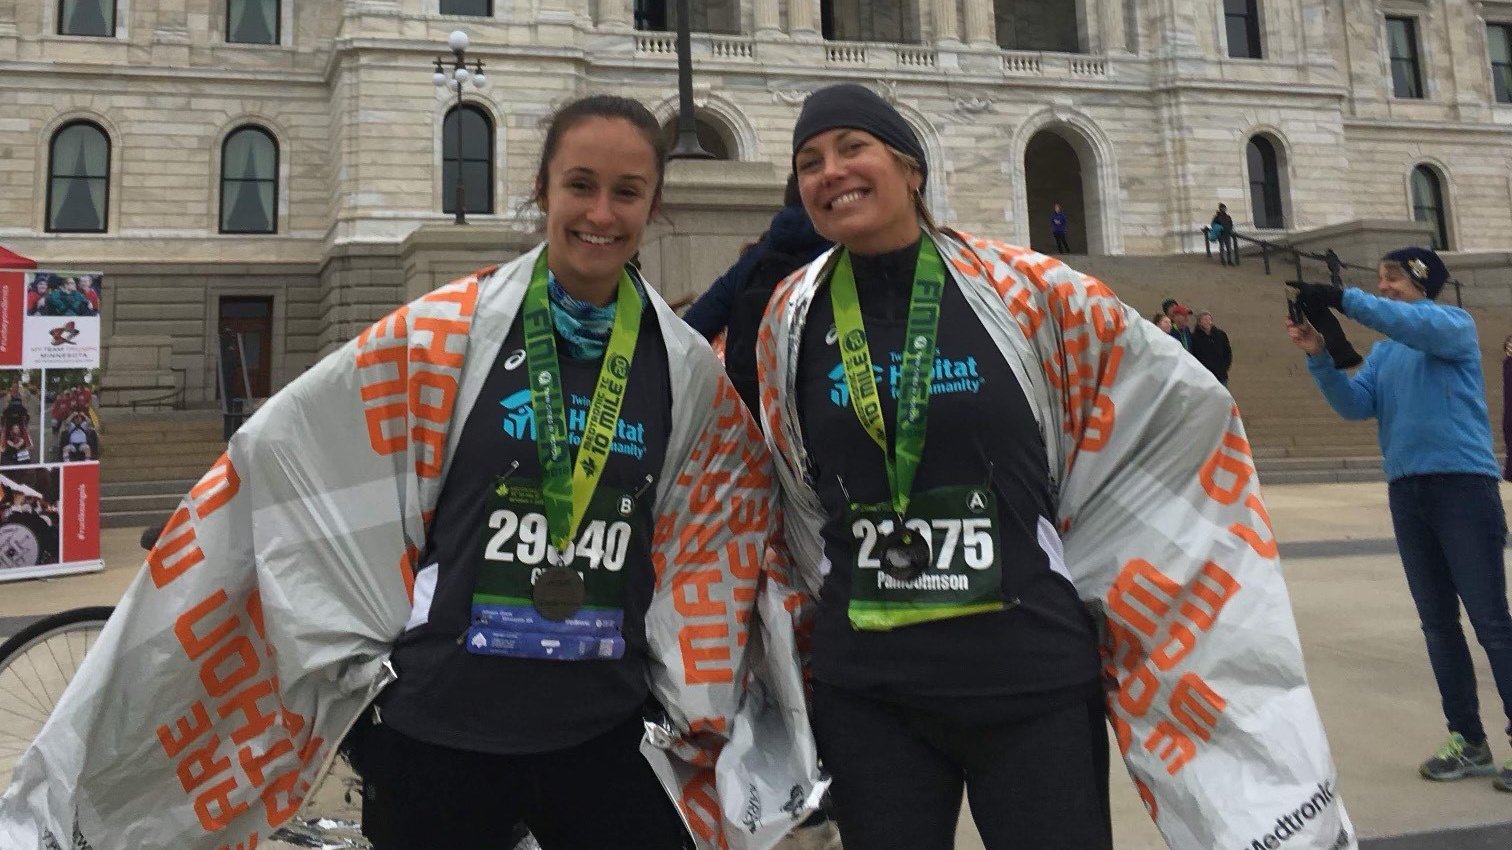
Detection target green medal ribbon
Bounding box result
[830,237,946,518]
[522,251,642,556]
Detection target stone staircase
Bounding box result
[87,252,1511,529]
[100,410,223,528]
[1066,252,1512,484]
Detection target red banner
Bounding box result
[0,270,24,367]
[62,461,100,564]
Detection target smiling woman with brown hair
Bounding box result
[759,83,1355,850]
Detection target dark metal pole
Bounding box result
[453,47,467,224]
[668,0,713,160]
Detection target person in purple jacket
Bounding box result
[1050,203,1070,254]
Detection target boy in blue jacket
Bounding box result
[1286,247,1512,791]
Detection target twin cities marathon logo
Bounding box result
[828,351,984,407]
[499,389,649,460]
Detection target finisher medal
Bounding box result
[521,250,642,624]
[533,564,587,621]
[831,238,946,578]
[880,525,931,582]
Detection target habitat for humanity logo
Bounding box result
[500,389,648,460]
[828,351,984,407]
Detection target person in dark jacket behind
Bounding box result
[1190,310,1233,384]
[682,173,832,416]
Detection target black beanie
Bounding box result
[1382,246,1449,300]
[791,84,927,188]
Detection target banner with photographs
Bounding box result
[0,265,102,582]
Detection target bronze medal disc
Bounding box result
[880,527,930,582]
[533,564,586,621]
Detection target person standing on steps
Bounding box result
[1190,310,1233,385]
[1286,246,1512,793]
[1050,203,1071,254]
[1211,204,1236,266]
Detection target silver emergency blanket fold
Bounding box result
[757,229,1357,850]
[0,242,823,850]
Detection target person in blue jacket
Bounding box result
[1286,247,1512,792]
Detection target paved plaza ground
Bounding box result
[3,482,1511,848]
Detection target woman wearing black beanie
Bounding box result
[758,84,1354,849]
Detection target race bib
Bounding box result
[466,477,650,661]
[846,485,1005,631]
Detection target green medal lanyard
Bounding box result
[522,251,642,556]
[830,237,946,519]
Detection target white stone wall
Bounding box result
[0,0,1510,395]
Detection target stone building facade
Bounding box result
[1,0,1510,402]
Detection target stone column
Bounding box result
[755,0,782,35]
[787,0,818,37]
[596,0,633,30]
[933,0,960,45]
[1098,0,1127,54]
[963,0,994,47]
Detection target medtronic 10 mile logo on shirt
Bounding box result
[828,350,984,407]
[499,389,649,461]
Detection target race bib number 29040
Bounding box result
[467,479,649,661]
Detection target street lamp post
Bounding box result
[667,0,712,160]
[433,30,487,224]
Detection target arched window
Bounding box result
[1410,165,1449,250]
[1246,135,1284,229]
[47,121,110,233]
[443,104,494,215]
[220,126,279,234]
[660,115,732,160]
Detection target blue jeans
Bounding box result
[1388,474,1512,743]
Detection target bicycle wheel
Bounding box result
[0,606,114,782]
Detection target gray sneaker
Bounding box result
[1420,733,1495,781]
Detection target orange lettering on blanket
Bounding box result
[1145,721,1196,775]
[1179,562,1241,630]
[356,307,411,458]
[1103,559,1238,774]
[1200,432,1255,506]
[149,506,205,588]
[194,775,251,831]
[1170,672,1226,742]
[1231,492,1278,559]
[411,316,469,370]
[158,701,214,758]
[177,732,231,792]
[161,583,328,839]
[176,589,240,659]
[218,678,279,745]
[1108,559,1179,637]
[680,770,729,849]
[679,623,733,685]
[218,837,258,850]
[192,454,241,520]
[201,636,260,698]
